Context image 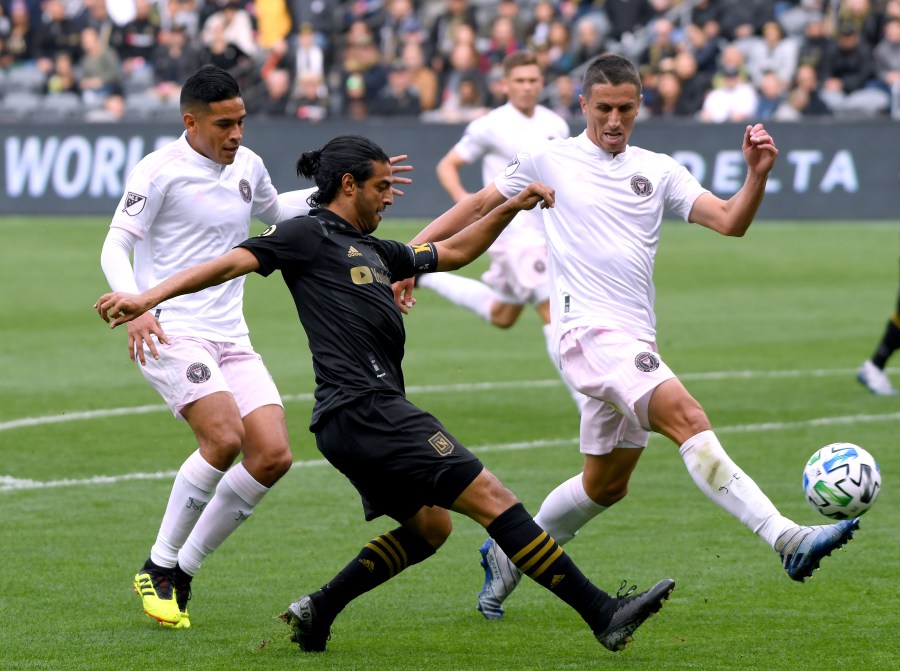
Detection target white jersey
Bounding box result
[110,133,294,345]
[495,131,708,341]
[454,102,569,244]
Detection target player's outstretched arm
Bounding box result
[434,182,554,271]
[95,248,261,329]
[689,123,778,237]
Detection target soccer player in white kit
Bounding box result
[98,66,410,629]
[418,51,586,409]
[397,54,861,624]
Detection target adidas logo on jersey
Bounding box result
[348,246,362,257]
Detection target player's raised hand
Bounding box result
[742,123,778,175]
[389,154,413,197]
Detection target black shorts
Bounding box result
[314,392,484,522]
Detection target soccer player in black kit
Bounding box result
[95,134,674,653]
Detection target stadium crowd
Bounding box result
[1,0,899,122]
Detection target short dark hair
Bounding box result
[296,135,390,207]
[582,54,642,95]
[502,50,539,75]
[180,65,242,113]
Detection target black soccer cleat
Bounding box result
[279,594,331,652]
[594,578,676,652]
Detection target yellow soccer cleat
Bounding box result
[160,565,193,629]
[133,559,182,626]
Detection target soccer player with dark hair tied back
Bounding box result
[96,133,676,654]
[395,53,862,624]
[98,66,411,629]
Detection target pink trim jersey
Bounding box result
[110,133,295,345]
[453,102,569,245]
[494,131,709,341]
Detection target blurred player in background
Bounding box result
[99,66,410,629]
[857,279,900,395]
[418,50,586,410]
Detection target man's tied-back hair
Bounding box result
[296,135,391,207]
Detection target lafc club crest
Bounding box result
[630,175,653,197]
[239,179,252,203]
[634,352,660,372]
[122,192,146,216]
[428,431,454,456]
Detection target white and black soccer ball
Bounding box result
[803,442,882,520]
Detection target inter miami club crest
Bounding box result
[122,192,146,216]
[634,351,660,372]
[239,179,252,203]
[630,175,653,197]
[186,362,212,384]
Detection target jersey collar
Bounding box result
[576,130,624,161]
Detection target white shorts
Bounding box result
[138,336,282,419]
[559,326,676,455]
[480,239,550,306]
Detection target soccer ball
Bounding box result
[802,442,882,520]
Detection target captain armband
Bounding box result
[408,242,438,273]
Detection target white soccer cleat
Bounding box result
[476,538,522,620]
[856,360,898,396]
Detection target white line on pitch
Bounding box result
[2,410,898,493]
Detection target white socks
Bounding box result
[534,472,608,544]
[679,430,793,547]
[417,272,494,322]
[149,451,271,576]
[150,450,224,568]
[177,463,270,576]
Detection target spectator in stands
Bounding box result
[152,23,202,102]
[671,50,712,116]
[548,71,582,120]
[684,15,721,75]
[118,0,160,95]
[427,0,479,70]
[369,61,422,116]
[755,70,788,119]
[34,0,82,68]
[790,62,834,116]
[247,66,292,116]
[43,50,80,95]
[379,0,419,62]
[640,16,679,75]
[342,71,369,119]
[873,16,900,113]
[78,25,122,106]
[820,21,880,107]
[255,0,293,50]
[526,1,557,50]
[76,0,116,47]
[796,12,834,81]
[434,38,487,119]
[645,67,689,118]
[496,0,527,44]
[162,0,201,39]
[289,70,329,121]
[713,0,775,42]
[780,0,827,39]
[292,21,325,84]
[202,0,258,61]
[200,19,253,84]
[545,19,575,77]
[338,20,389,114]
[400,39,439,111]
[837,0,881,46]
[2,0,37,69]
[569,14,606,68]
[745,20,798,88]
[604,0,655,43]
[699,47,758,123]
[482,16,521,71]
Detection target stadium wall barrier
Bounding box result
[1,118,898,220]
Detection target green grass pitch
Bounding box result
[0,216,897,670]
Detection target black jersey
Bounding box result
[239,209,438,428]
